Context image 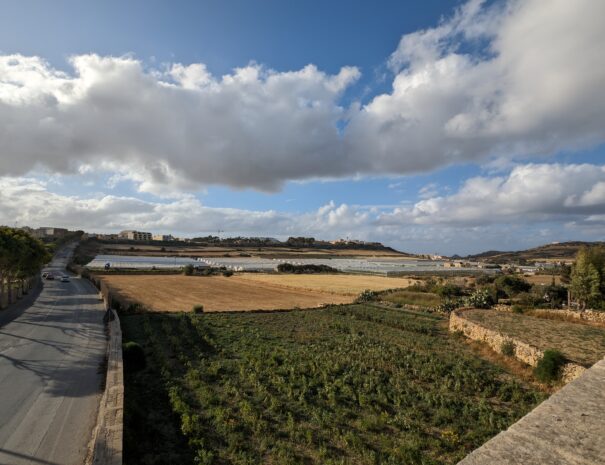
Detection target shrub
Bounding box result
[466,289,494,309]
[534,349,566,382]
[356,289,378,303]
[183,264,194,276]
[476,274,496,286]
[436,299,463,314]
[277,263,338,274]
[222,269,234,277]
[435,283,464,298]
[123,341,146,372]
[192,304,204,314]
[511,305,524,314]
[494,275,532,298]
[501,340,515,356]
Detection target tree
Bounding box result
[494,274,531,298]
[570,246,604,309]
[0,227,50,305]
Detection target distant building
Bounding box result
[153,234,175,242]
[444,261,464,268]
[32,227,69,239]
[119,230,152,241]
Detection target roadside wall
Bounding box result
[449,309,586,383]
[87,307,123,465]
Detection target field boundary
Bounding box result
[528,308,605,325]
[449,309,586,383]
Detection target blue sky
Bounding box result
[0,0,604,254]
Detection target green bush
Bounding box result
[123,341,146,372]
[501,340,515,356]
[466,289,494,309]
[222,269,234,277]
[436,298,463,314]
[356,289,379,303]
[494,275,531,298]
[511,305,524,314]
[434,283,464,298]
[192,304,204,314]
[183,264,194,276]
[534,349,566,382]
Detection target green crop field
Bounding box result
[122,305,545,465]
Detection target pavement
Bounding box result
[0,245,106,465]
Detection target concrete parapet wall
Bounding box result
[449,309,586,383]
[458,356,605,465]
[88,308,123,465]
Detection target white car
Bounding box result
[60,276,70,283]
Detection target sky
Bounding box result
[0,0,604,255]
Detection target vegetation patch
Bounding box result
[277,263,338,274]
[122,305,545,465]
[534,349,567,383]
[381,290,442,307]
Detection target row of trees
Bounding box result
[0,227,50,306]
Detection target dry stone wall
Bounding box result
[449,309,586,383]
[531,308,605,325]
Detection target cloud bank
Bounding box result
[1,0,604,193]
[2,163,604,254]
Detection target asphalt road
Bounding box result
[0,246,106,465]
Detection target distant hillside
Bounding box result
[463,241,605,264]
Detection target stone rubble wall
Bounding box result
[87,307,123,465]
[530,308,605,325]
[449,309,586,383]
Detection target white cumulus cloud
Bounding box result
[0,0,604,192]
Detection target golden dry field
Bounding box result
[235,273,417,295]
[101,274,349,312]
[100,273,414,312]
[524,274,562,285]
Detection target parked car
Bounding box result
[60,276,70,283]
[45,274,55,280]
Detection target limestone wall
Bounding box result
[531,308,605,325]
[87,308,123,465]
[449,309,586,383]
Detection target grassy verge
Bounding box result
[122,305,545,465]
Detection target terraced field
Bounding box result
[463,309,605,366]
[122,305,545,465]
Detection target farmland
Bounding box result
[99,274,415,312]
[463,309,605,366]
[381,290,442,308]
[101,275,351,311]
[235,273,417,295]
[122,305,545,465]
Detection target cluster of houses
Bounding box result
[19,226,70,239]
